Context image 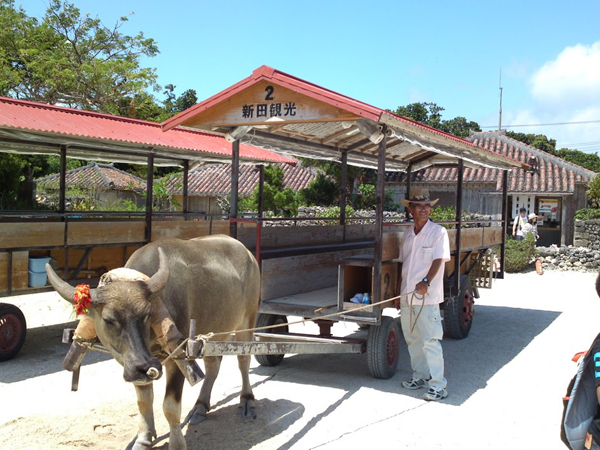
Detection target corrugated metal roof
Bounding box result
[36,162,145,191]
[0,96,295,165]
[387,131,596,193]
[162,163,317,196]
[162,66,525,172]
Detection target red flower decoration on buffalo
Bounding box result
[73,284,92,315]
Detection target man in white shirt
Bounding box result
[394,188,451,401]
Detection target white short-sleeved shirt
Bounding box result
[399,220,451,305]
[513,215,527,237]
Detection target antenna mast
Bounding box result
[498,69,503,132]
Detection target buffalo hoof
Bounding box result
[127,437,152,450]
[236,403,256,419]
[184,403,208,425]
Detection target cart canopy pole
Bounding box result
[59,145,67,214]
[453,158,464,293]
[257,165,265,218]
[230,140,240,239]
[405,162,412,220]
[499,169,508,279]
[373,126,387,304]
[182,160,189,218]
[340,149,348,241]
[145,154,154,243]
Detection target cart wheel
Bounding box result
[254,313,288,367]
[0,303,27,362]
[367,316,400,379]
[443,275,474,340]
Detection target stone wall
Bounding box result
[538,246,600,272]
[574,219,600,250]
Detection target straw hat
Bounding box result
[401,188,439,208]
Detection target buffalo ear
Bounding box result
[46,263,76,303]
[146,247,169,295]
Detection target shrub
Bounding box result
[316,205,355,225]
[587,174,600,208]
[504,233,536,273]
[575,208,600,220]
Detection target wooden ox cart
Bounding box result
[1,67,525,374]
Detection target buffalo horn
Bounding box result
[45,263,77,303]
[146,247,169,295]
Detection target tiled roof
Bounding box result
[0,96,295,165]
[36,162,145,191]
[162,163,317,196]
[387,131,596,193]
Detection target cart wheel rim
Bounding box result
[386,326,399,367]
[461,288,475,327]
[0,312,23,352]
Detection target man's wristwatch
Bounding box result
[422,277,430,286]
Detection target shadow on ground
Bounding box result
[0,320,112,383]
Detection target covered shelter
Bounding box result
[162,65,526,308]
[0,96,294,294]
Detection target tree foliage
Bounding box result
[587,174,600,209]
[392,103,481,138]
[300,172,338,206]
[0,0,159,112]
[555,148,600,173]
[505,131,557,154]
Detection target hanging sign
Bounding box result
[184,81,361,129]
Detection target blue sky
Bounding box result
[19,0,600,153]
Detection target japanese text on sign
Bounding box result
[242,102,296,119]
[240,85,297,119]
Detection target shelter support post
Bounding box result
[373,127,387,305]
[340,149,348,241]
[182,160,189,219]
[257,165,264,218]
[499,169,508,279]
[145,154,154,243]
[453,159,464,293]
[230,140,240,239]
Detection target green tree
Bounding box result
[392,103,481,139]
[505,131,557,154]
[300,173,337,206]
[250,165,299,216]
[555,148,600,172]
[0,0,159,112]
[587,174,600,209]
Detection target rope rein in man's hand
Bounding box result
[161,289,423,365]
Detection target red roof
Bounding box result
[0,96,294,165]
[163,163,317,196]
[161,65,491,150]
[389,131,596,194]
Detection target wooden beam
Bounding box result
[182,160,189,216]
[59,145,67,213]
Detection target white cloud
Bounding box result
[501,42,600,153]
[530,42,600,107]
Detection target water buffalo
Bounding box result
[46,235,261,450]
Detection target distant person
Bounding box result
[512,207,527,240]
[394,188,451,401]
[522,213,540,242]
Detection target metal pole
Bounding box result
[373,126,387,306]
[59,145,67,214]
[230,140,240,239]
[145,154,154,243]
[454,159,464,293]
[405,162,412,221]
[257,165,264,218]
[340,149,348,242]
[500,169,509,279]
[182,160,189,219]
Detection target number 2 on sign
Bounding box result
[265,86,274,101]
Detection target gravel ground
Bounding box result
[1,269,599,449]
